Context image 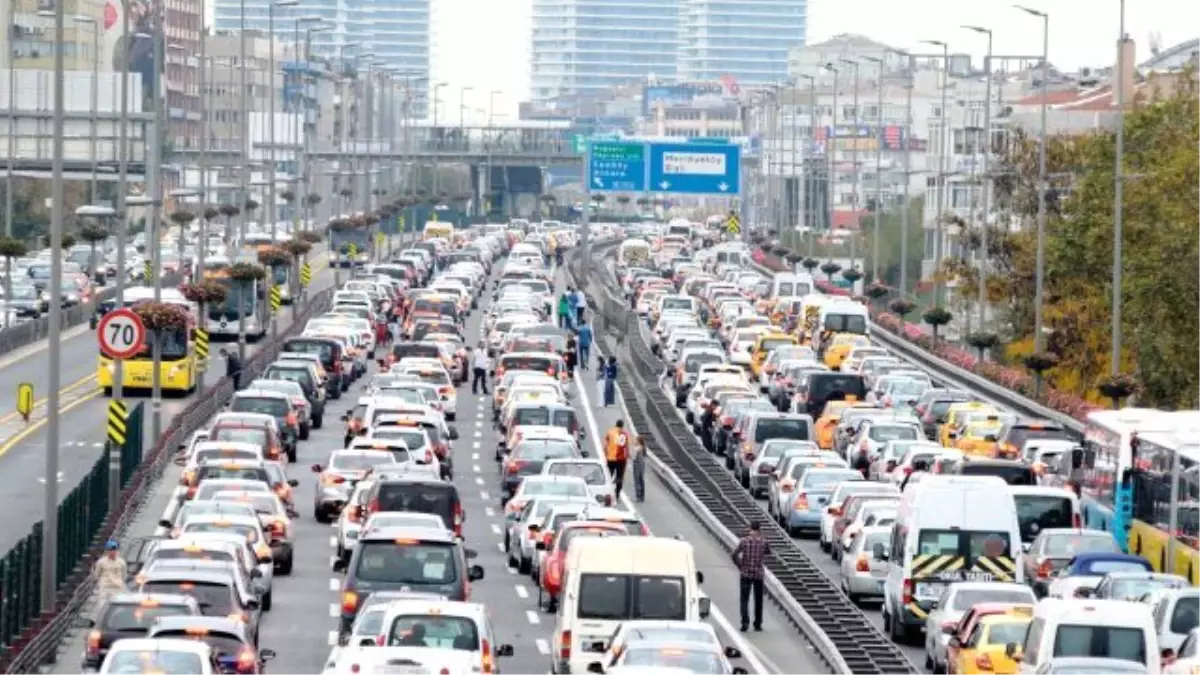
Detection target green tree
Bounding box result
[858,197,925,290]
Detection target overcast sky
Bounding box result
[432,0,1196,122]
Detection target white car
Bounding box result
[99,638,227,675]
[543,458,616,506]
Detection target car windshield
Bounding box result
[949,588,1033,610]
[869,425,920,442]
[521,479,588,499]
[1109,577,1187,600]
[101,603,193,632]
[545,463,607,485]
[802,471,861,490]
[985,621,1030,645]
[514,440,576,461]
[353,540,458,584]
[104,650,204,674]
[754,418,809,442]
[623,647,724,673]
[210,428,269,446]
[1043,534,1118,558]
[139,581,232,614]
[331,453,397,471]
[386,614,479,650]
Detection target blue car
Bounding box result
[1046,552,1153,599]
[782,467,863,536]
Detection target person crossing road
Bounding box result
[471,343,491,395]
[604,420,631,501]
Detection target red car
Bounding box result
[536,521,627,613]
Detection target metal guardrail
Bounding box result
[746,260,1085,438]
[0,289,334,674]
[567,244,917,675]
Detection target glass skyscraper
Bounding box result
[530,0,806,104]
[530,0,682,105]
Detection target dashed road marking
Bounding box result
[491,523,502,535]
[328,604,339,618]
[515,585,529,599]
[328,536,337,548]
[480,491,489,500]
[526,610,540,625]
[475,476,484,485]
[536,639,550,655]
[496,541,505,553]
[473,464,481,473]
[328,577,340,592]
[484,506,496,517]
[327,631,339,647]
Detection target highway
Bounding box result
[49,256,829,674]
[0,252,335,553]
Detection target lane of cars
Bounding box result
[62,222,816,675]
[612,223,1197,675]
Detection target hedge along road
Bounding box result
[0,251,335,552]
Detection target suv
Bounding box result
[229,390,301,461]
[361,475,464,538]
[335,525,483,636]
[281,336,346,398]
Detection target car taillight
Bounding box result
[434,442,448,459]
[424,450,434,463]
[903,466,913,476]
[758,463,774,474]
[559,630,571,659]
[902,578,913,604]
[454,502,464,538]
[367,498,379,514]
[547,559,563,587]
[291,397,306,407]
[856,555,870,572]
[86,630,101,654]
[794,493,809,510]
[481,638,494,673]
[1073,513,1082,528]
[438,386,453,397]
[341,591,358,614]
[505,460,525,474]
[1037,558,1053,579]
[322,474,344,485]
[975,654,993,671]
[237,649,256,673]
[269,520,285,536]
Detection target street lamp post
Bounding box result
[78,15,100,204]
[266,0,298,339]
[1016,5,1050,358]
[921,39,951,306]
[431,82,448,196]
[5,7,15,238]
[899,52,914,295]
[838,58,861,274]
[822,63,839,260]
[1111,0,1127,378]
[860,54,885,281]
[964,25,995,331]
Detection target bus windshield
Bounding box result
[208,279,256,319]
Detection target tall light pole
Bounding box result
[859,54,885,281]
[963,25,995,331]
[822,63,839,258]
[266,0,297,339]
[921,39,950,306]
[5,6,15,237]
[899,52,914,294]
[792,74,816,257]
[1016,5,1050,356]
[80,15,100,204]
[838,58,861,273]
[42,0,66,610]
[1111,0,1127,378]
[431,81,448,197]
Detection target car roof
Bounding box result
[359,525,458,543]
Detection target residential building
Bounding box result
[677,0,807,85]
[788,34,907,83]
[530,0,681,104]
[3,0,106,71]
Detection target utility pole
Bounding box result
[860,54,885,281]
[149,3,165,448]
[922,40,950,306]
[236,0,249,364]
[899,54,914,295]
[822,63,839,260]
[964,25,995,331]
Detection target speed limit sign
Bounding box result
[97,308,146,360]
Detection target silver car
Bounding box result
[505,496,587,574]
[839,525,890,605]
[747,440,819,498]
[922,582,1037,673]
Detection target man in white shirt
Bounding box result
[471,343,491,395]
[574,289,588,324]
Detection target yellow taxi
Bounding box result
[938,401,998,446]
[823,333,872,370]
[949,606,1033,675]
[813,399,870,449]
[951,417,1006,456]
[749,332,798,378]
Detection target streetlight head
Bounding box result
[961,25,990,34]
[73,14,95,23]
[1014,5,1045,17]
[274,0,300,5]
[920,39,946,47]
[297,14,321,21]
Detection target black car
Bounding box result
[79,592,202,670]
[148,615,275,673]
[360,475,465,536]
[280,336,346,398]
[335,525,482,637]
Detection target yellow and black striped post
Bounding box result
[194,328,209,361]
[299,262,312,288]
[143,260,152,281]
[269,285,282,314]
[107,400,128,447]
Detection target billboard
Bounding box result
[642,78,740,116]
[102,0,162,107]
[811,125,923,152]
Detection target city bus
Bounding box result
[423,221,453,241]
[97,287,199,395]
[1130,424,1200,583]
[330,225,371,268]
[201,256,267,340]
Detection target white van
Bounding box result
[1014,598,1160,673]
[882,475,1023,641]
[1008,485,1081,550]
[552,536,709,674]
[819,300,870,337]
[771,273,814,299]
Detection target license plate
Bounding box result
[915,582,943,601]
[382,666,425,675]
[877,580,886,591]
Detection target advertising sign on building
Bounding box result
[642,78,740,115]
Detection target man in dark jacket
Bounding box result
[221,348,243,390]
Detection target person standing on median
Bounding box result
[557,292,571,330]
[95,540,128,603]
[732,521,770,632]
[471,343,491,395]
[576,320,593,370]
[630,435,647,502]
[221,348,242,390]
[574,287,588,325]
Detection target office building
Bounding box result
[677,0,807,85]
[3,0,106,71]
[530,0,681,106]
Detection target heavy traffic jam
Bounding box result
[73,216,1195,675]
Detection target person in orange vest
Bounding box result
[604,420,631,500]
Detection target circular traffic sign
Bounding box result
[97,308,146,360]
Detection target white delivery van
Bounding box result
[1014,598,1160,673]
[771,273,814,299]
[882,475,1023,642]
[552,536,709,674]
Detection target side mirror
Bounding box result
[72,615,95,629]
[496,644,514,657]
[732,668,749,674]
[359,638,376,647]
[984,435,998,443]
[723,645,743,659]
[464,548,478,560]
[251,568,263,579]
[246,599,260,611]
[287,479,299,487]
[696,570,705,584]
[172,453,188,467]
[158,518,173,529]
[947,432,958,440]
[310,464,323,473]
[942,622,957,635]
[698,595,711,619]
[1075,587,1094,598]
[1021,542,1031,554]
[1071,446,1085,470]
[586,663,605,674]
[872,542,889,561]
[449,427,460,440]
[1004,644,1023,662]
[332,557,348,573]
[341,412,351,421]
[259,649,276,661]
[468,564,485,581]
[948,635,961,647]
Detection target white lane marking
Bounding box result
[574,363,771,675]
[526,610,540,625]
[536,638,550,655]
[328,577,340,592]
[515,585,529,599]
[480,491,489,500]
[473,464,481,473]
[484,507,496,517]
[491,523,502,535]
[328,536,337,548]
[496,542,505,553]
[475,476,484,486]
[327,630,339,647]
[328,604,339,618]
[473,430,482,438]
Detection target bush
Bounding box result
[279,190,295,202]
[864,282,890,300]
[218,204,240,218]
[819,261,842,279]
[61,234,76,249]
[0,237,28,259]
[229,262,267,281]
[257,246,293,268]
[801,257,820,272]
[771,246,789,257]
[179,279,228,305]
[1022,351,1060,374]
[168,211,196,226]
[842,268,863,283]
[283,239,313,257]
[203,206,221,221]
[965,331,1000,360]
[133,301,190,331]
[296,230,323,244]
[888,297,916,317]
[1098,373,1141,405]
[784,252,804,264]
[243,199,260,212]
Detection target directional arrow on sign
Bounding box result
[593,177,604,188]
[659,181,671,190]
[718,182,729,192]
